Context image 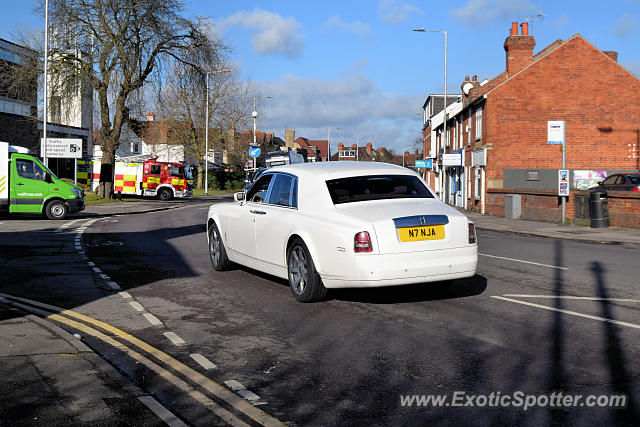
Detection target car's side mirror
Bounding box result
[598,181,603,185]
[234,192,245,203]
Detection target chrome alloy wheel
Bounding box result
[50,203,65,218]
[209,228,221,266]
[288,246,308,295]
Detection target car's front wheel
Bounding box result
[208,222,230,271]
[287,238,328,302]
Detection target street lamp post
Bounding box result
[43,0,49,166]
[252,96,274,172]
[204,69,231,195]
[414,28,447,200]
[327,127,339,161]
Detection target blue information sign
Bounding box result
[249,147,261,158]
[414,159,433,169]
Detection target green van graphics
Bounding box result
[0,141,84,219]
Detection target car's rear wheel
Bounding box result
[208,222,230,271]
[287,238,328,302]
[44,200,68,220]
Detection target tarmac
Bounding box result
[1,194,639,425]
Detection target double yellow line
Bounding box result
[0,293,284,427]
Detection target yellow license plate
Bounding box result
[398,225,445,242]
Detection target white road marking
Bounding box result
[503,294,640,303]
[137,395,188,427]
[129,301,144,312]
[106,281,121,290]
[224,380,262,403]
[91,267,102,273]
[143,313,163,326]
[87,262,95,267]
[164,332,186,346]
[99,273,110,280]
[55,218,85,232]
[118,292,132,299]
[492,296,640,330]
[191,353,217,370]
[480,253,568,270]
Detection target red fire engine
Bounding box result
[78,158,193,200]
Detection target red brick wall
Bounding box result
[607,191,640,228]
[487,188,640,227]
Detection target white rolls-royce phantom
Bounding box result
[206,161,478,302]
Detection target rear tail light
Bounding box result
[354,231,373,253]
[469,223,477,244]
[633,187,640,192]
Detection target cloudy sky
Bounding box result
[2,0,639,152]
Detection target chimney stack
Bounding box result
[285,129,295,148]
[366,142,373,154]
[338,142,344,151]
[603,51,618,63]
[504,21,536,76]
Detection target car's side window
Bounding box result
[603,175,618,185]
[267,174,296,207]
[246,174,273,203]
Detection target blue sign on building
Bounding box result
[414,159,433,169]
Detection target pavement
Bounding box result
[1,193,639,426]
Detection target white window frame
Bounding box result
[475,107,483,140]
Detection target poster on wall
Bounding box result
[573,170,608,190]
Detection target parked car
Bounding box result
[590,173,640,192]
[206,162,478,302]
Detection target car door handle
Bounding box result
[250,209,266,215]
[17,183,25,185]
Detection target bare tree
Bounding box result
[37,0,223,198]
[158,61,252,189]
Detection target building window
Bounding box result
[475,107,482,140]
[339,149,355,157]
[130,142,140,153]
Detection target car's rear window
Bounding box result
[629,175,640,185]
[326,174,434,204]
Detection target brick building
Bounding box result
[423,22,640,225]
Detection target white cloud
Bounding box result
[256,73,423,152]
[452,0,538,28]
[324,16,372,38]
[378,0,422,24]
[219,9,305,59]
[611,14,637,38]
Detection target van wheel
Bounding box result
[45,200,68,220]
[287,238,328,302]
[157,188,172,201]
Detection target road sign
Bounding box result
[41,138,83,159]
[249,146,261,158]
[414,159,433,168]
[547,121,565,145]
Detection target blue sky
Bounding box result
[2,0,639,152]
